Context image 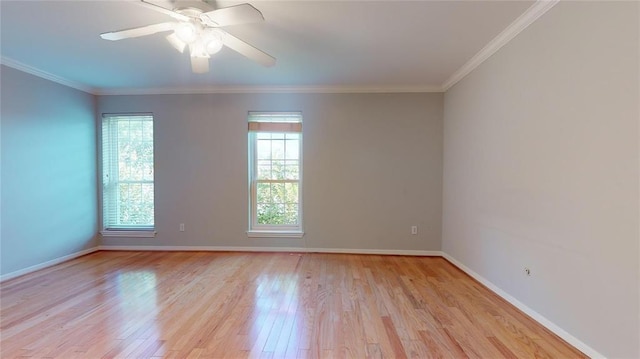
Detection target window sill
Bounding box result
[247,230,304,239]
[100,230,157,238]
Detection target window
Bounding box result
[101,114,155,236]
[248,112,303,237]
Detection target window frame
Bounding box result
[247,112,303,238]
[100,113,156,237]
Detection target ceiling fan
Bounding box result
[100,0,276,73]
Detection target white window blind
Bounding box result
[102,114,155,230]
[248,112,302,232]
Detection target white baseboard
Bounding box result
[0,247,100,283]
[308,248,442,256]
[0,244,600,358]
[441,253,605,359]
[98,245,442,257]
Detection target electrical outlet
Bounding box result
[411,226,418,235]
[179,223,185,232]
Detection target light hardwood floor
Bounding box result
[1,251,586,358]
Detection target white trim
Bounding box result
[249,122,303,233]
[441,0,559,91]
[94,85,444,96]
[0,59,442,95]
[307,248,442,256]
[441,253,605,359]
[100,230,157,238]
[0,247,100,283]
[1,1,560,96]
[0,243,600,356]
[247,231,305,239]
[98,245,442,256]
[0,56,96,94]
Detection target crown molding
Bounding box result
[0,56,442,94]
[0,58,442,94]
[2,1,557,96]
[441,0,559,91]
[94,85,444,96]
[0,56,97,95]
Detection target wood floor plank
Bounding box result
[1,251,587,359]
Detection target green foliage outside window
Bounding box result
[116,119,154,225]
[256,181,298,225]
[254,133,300,226]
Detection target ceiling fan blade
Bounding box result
[191,56,210,73]
[100,22,177,41]
[200,4,264,27]
[221,32,276,67]
[139,0,190,21]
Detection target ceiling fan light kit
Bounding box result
[202,29,224,54]
[99,0,276,74]
[174,22,198,44]
[166,33,187,53]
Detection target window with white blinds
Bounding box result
[248,112,303,235]
[102,114,155,231]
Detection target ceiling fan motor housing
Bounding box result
[172,0,212,13]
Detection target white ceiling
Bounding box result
[0,0,534,93]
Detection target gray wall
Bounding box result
[442,2,639,357]
[97,93,443,251]
[1,65,99,276]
